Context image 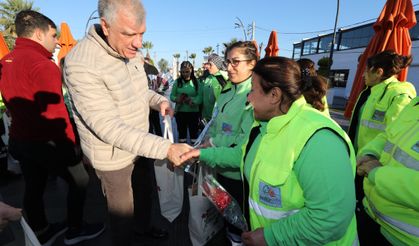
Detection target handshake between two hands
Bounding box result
[166,139,212,168]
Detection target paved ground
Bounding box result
[0,166,230,246]
[330,108,350,132]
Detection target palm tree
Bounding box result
[158,58,169,73]
[189,53,196,67]
[142,41,153,58]
[202,46,213,55]
[0,0,38,49]
[173,53,180,76]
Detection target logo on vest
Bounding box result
[259,182,282,208]
[412,141,419,153]
[372,110,385,122]
[222,122,233,135]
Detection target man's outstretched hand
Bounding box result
[167,143,193,166]
[179,149,201,166]
[0,202,22,232]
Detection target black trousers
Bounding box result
[132,157,162,233]
[8,138,88,231]
[175,112,200,143]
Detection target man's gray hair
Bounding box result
[98,0,145,25]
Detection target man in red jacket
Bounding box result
[0,10,104,245]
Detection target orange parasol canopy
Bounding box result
[0,32,10,59]
[344,0,417,118]
[264,30,279,57]
[57,22,77,65]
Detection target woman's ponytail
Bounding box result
[300,75,327,112]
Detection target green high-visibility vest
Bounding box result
[243,97,358,245]
[360,97,419,246]
[354,77,416,151]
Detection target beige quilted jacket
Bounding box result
[64,25,171,171]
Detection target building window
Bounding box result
[293,43,302,59]
[330,69,349,87]
[302,39,318,55]
[339,24,374,50]
[318,34,333,53]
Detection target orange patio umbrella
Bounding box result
[0,32,10,59]
[344,0,417,118]
[264,30,279,57]
[57,22,77,65]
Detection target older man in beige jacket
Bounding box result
[63,0,191,244]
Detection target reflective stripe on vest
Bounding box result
[353,236,359,246]
[369,198,419,237]
[383,141,419,171]
[361,119,386,131]
[249,198,299,220]
[383,141,395,153]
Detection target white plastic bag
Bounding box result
[20,217,41,246]
[188,164,224,246]
[154,115,184,222]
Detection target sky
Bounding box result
[33,0,419,68]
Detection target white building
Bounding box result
[292,10,419,106]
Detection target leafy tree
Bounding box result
[202,46,213,55]
[189,53,196,67]
[158,58,169,73]
[196,67,203,78]
[173,53,180,76]
[317,57,333,88]
[0,0,38,49]
[142,41,153,58]
[147,58,155,66]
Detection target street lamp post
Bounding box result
[235,17,248,41]
[328,0,340,81]
[85,10,99,35]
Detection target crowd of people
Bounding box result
[0,0,417,246]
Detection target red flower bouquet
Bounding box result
[201,175,248,232]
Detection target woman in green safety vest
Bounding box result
[348,51,416,152]
[347,51,416,245]
[357,97,419,246]
[180,57,358,245]
[201,41,257,245]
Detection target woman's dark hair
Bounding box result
[297,58,327,111]
[367,50,412,80]
[225,41,258,62]
[178,61,199,92]
[200,69,210,80]
[253,57,327,112]
[297,58,317,77]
